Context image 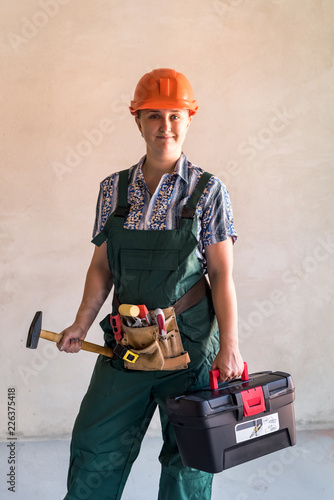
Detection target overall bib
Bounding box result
[65,170,220,500]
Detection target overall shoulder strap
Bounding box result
[91,169,130,246]
[114,169,130,216]
[181,171,213,219]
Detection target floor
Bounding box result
[0,429,333,499]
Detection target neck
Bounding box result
[142,151,182,194]
[144,149,182,175]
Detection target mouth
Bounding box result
[157,135,174,140]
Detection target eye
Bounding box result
[171,114,180,120]
[148,113,160,119]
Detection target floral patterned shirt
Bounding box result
[92,153,237,272]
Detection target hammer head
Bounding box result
[26,311,42,349]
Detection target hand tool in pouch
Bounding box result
[118,304,140,317]
[137,304,152,325]
[27,311,114,358]
[118,304,142,327]
[110,314,122,341]
[154,308,167,336]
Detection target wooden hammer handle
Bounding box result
[40,329,114,358]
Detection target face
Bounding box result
[135,109,192,159]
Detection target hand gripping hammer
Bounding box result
[26,311,114,358]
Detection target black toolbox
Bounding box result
[166,363,296,473]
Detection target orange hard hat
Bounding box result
[129,68,198,116]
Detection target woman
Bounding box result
[58,68,244,500]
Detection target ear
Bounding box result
[135,116,142,135]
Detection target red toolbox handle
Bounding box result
[209,362,249,390]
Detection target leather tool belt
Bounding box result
[117,307,189,371]
[113,275,210,371]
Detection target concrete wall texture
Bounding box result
[1,0,333,439]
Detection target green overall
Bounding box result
[65,170,220,500]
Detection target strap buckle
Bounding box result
[113,344,138,363]
[181,206,195,219]
[114,206,130,218]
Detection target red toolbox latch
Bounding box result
[241,386,266,417]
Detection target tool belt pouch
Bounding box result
[119,307,190,371]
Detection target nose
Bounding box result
[159,115,171,133]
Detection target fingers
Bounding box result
[61,338,82,353]
[217,369,242,383]
[57,326,84,353]
[57,336,82,353]
[212,347,245,383]
[212,361,244,383]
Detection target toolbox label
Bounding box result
[235,413,280,443]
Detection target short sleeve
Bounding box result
[92,174,118,240]
[199,176,237,247]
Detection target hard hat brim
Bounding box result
[129,100,198,116]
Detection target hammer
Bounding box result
[26,311,114,358]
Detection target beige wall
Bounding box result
[1,0,333,439]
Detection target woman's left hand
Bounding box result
[211,344,244,383]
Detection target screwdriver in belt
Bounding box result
[154,308,167,337]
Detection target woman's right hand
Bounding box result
[57,324,87,354]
